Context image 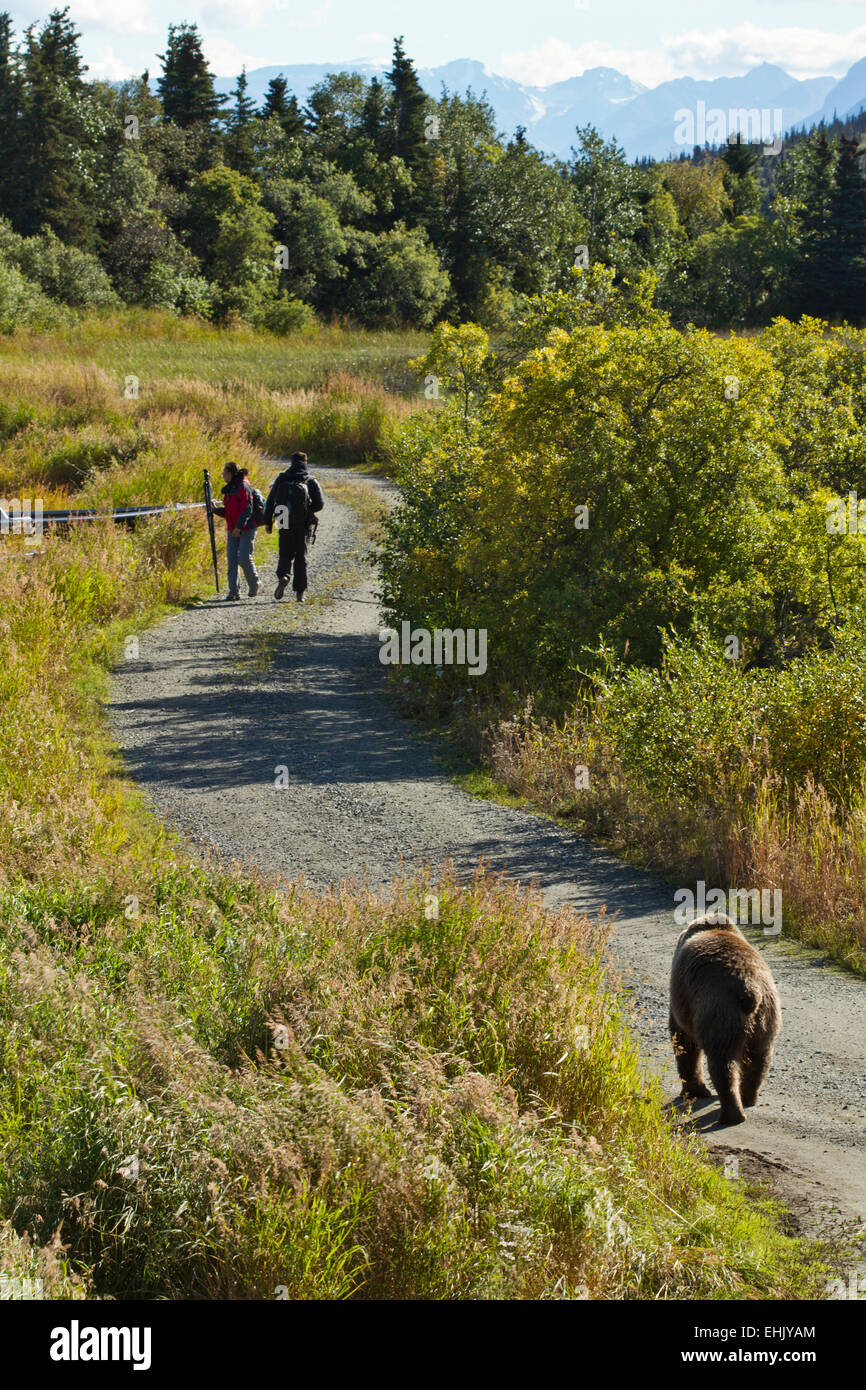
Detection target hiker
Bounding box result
[212,461,260,601]
[264,452,324,603]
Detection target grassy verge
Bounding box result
[385,663,866,978]
[479,705,866,977]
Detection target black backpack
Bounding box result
[249,486,267,528]
[287,478,310,529]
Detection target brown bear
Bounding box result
[669,911,781,1125]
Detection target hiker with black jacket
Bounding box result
[264,452,324,603]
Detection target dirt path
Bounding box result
[110,465,866,1241]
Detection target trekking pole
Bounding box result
[203,469,219,593]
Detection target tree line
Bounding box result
[0,9,864,331]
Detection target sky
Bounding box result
[6,0,866,88]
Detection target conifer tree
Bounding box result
[225,67,256,174]
[386,37,432,223]
[157,23,226,129]
[361,75,389,155]
[19,8,92,241]
[0,12,24,226]
[261,74,303,137]
[794,128,838,316]
[722,134,762,217]
[828,134,866,315]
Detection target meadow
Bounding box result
[0,311,825,1299]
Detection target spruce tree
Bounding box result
[722,134,762,217]
[19,8,93,241]
[794,129,838,317]
[262,73,287,120]
[829,135,866,316]
[385,36,432,223]
[387,37,428,160]
[361,75,389,155]
[157,24,226,129]
[0,13,24,226]
[225,67,256,174]
[261,74,303,137]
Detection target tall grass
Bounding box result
[0,356,417,502]
[486,705,866,973]
[0,309,428,394]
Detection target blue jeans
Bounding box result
[226,529,259,596]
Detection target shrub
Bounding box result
[16,229,120,310]
[0,260,67,333]
[254,291,316,335]
[139,261,216,319]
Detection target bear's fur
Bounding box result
[669,911,781,1125]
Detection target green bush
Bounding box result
[17,229,119,310]
[592,627,866,805]
[0,220,118,310]
[0,260,67,332]
[140,261,216,319]
[345,225,450,328]
[379,285,866,704]
[254,291,316,335]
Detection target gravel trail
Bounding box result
[110,464,866,1240]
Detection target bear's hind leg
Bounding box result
[706,1044,746,1125]
[740,1025,775,1109]
[669,1015,711,1099]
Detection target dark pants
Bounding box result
[277,525,308,593]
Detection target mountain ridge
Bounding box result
[215,56,865,160]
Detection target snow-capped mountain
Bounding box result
[216,56,866,161]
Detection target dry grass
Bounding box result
[0,356,415,505]
[486,707,866,973]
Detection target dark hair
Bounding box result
[224,461,248,481]
[290,452,307,465]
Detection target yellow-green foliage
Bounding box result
[381,314,866,699]
[382,300,866,972]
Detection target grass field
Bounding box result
[0,310,428,394]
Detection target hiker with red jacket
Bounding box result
[212,461,260,601]
[264,452,324,603]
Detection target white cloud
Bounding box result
[67,0,155,35]
[85,45,138,80]
[666,23,866,78]
[499,39,673,89]
[201,0,332,31]
[500,24,866,89]
[201,36,272,75]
